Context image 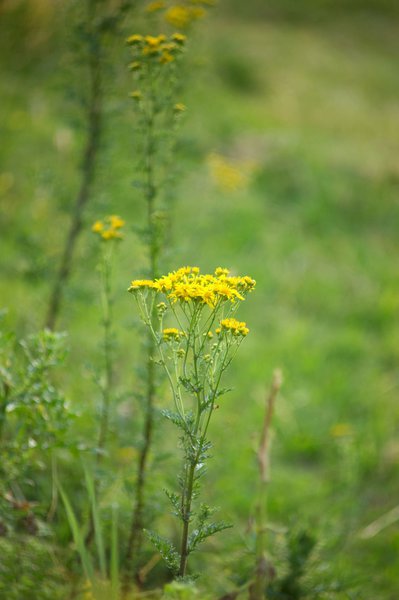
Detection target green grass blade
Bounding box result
[58,482,95,583]
[84,464,107,579]
[110,504,120,600]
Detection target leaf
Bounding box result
[161,408,184,429]
[110,505,120,600]
[164,488,183,520]
[144,530,180,575]
[188,516,232,554]
[58,482,94,584]
[84,464,106,578]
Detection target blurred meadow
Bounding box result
[1,0,399,598]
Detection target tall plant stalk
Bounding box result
[86,215,125,546]
[129,267,256,578]
[45,0,136,330]
[125,69,159,578]
[97,242,115,454]
[45,0,103,330]
[250,370,282,600]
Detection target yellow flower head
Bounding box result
[110,215,125,229]
[146,0,165,12]
[127,34,144,45]
[129,266,255,308]
[163,327,182,341]
[219,318,249,336]
[330,423,354,438]
[172,32,187,44]
[92,215,125,241]
[160,51,174,64]
[174,102,187,113]
[129,279,156,292]
[92,220,104,233]
[129,90,142,100]
[165,5,191,28]
[215,267,230,277]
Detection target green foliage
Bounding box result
[0,325,71,531]
[267,529,316,600]
[162,580,211,599]
[145,529,181,575]
[0,536,66,600]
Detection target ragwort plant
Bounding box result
[45,0,137,329]
[129,266,255,577]
[91,215,125,456]
[124,31,188,577]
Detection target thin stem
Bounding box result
[125,68,161,581]
[250,370,282,600]
[97,245,114,453]
[178,459,196,577]
[45,0,102,329]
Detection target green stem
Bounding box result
[126,68,160,580]
[178,459,197,577]
[97,246,113,453]
[45,0,102,329]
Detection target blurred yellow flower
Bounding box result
[174,102,187,112]
[330,423,354,438]
[92,215,125,241]
[165,5,191,28]
[146,0,165,12]
[207,153,249,192]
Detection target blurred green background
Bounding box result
[1,0,399,597]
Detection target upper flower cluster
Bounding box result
[92,215,125,241]
[127,33,186,66]
[128,266,255,307]
[217,318,249,337]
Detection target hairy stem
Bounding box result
[178,459,196,577]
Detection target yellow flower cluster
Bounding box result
[216,318,249,337]
[127,33,186,66]
[207,153,249,192]
[163,327,183,341]
[165,5,205,29]
[128,266,255,307]
[92,215,125,241]
[146,0,166,12]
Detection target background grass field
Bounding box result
[1,1,399,597]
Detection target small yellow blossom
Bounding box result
[129,279,157,291]
[160,51,174,64]
[127,34,144,45]
[207,153,249,192]
[172,32,187,44]
[165,5,191,28]
[101,229,122,241]
[110,215,125,229]
[219,318,249,337]
[92,215,125,241]
[129,90,142,100]
[163,327,182,341]
[145,34,165,47]
[215,267,230,277]
[174,102,187,113]
[146,0,165,12]
[92,220,104,233]
[330,423,354,438]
